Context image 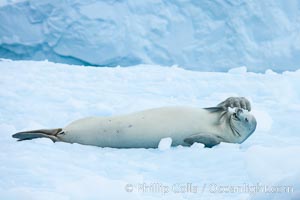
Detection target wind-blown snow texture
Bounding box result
[0,59,300,199]
[1,0,300,72]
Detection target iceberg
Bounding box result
[0,0,300,72]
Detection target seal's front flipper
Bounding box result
[184,133,223,148]
[217,97,251,111]
[12,128,63,142]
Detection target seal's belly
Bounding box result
[61,107,219,148]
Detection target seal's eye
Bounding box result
[245,118,248,122]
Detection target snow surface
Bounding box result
[0,59,300,199]
[1,0,300,72]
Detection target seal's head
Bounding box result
[230,108,257,143]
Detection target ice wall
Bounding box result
[0,0,300,72]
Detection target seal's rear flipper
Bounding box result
[184,133,223,148]
[12,128,63,142]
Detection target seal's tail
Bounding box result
[12,128,63,142]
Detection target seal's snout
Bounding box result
[232,108,256,132]
[250,115,257,132]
